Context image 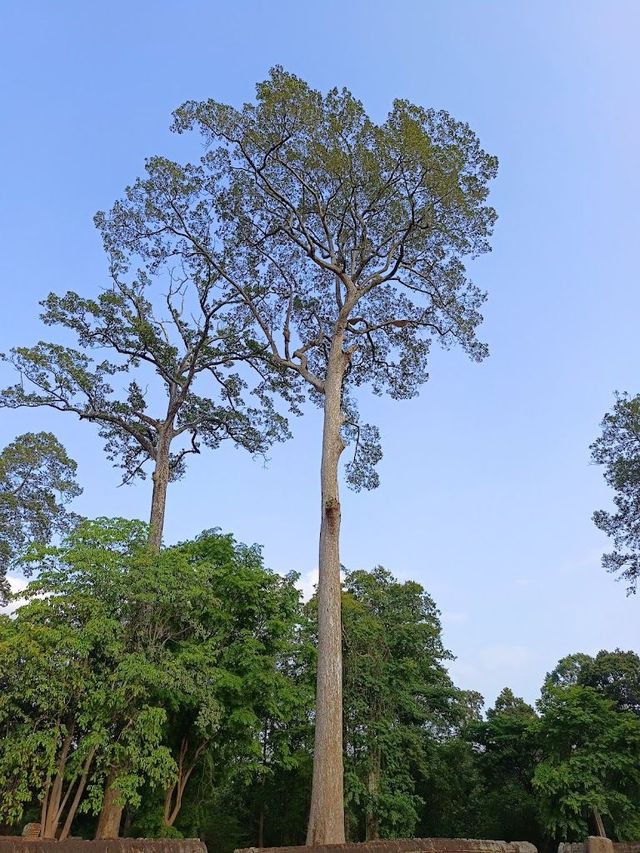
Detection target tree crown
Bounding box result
[97,67,498,488]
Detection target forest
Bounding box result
[1,67,639,850]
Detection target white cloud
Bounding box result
[1,574,29,615]
[296,568,318,602]
[291,567,349,602]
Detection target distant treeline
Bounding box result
[1,518,639,848]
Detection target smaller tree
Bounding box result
[591,392,640,593]
[1,274,289,550]
[533,685,640,840]
[581,650,640,717]
[157,530,308,838]
[0,518,178,839]
[542,653,594,692]
[0,431,81,602]
[415,734,486,840]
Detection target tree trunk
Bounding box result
[592,806,607,837]
[39,775,51,837]
[163,737,206,828]
[59,747,95,840]
[148,426,172,552]
[163,778,187,829]
[41,723,75,838]
[306,342,347,846]
[95,772,123,839]
[257,720,268,847]
[122,807,133,838]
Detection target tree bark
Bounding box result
[257,720,268,847]
[95,772,123,839]
[39,775,51,837]
[41,723,74,838]
[306,341,347,846]
[592,806,607,837]
[163,738,206,828]
[148,426,172,552]
[163,773,191,828]
[58,746,95,840]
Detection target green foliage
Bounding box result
[543,650,640,716]
[2,513,639,847]
[591,392,640,593]
[0,431,81,602]
[467,689,542,845]
[5,69,640,850]
[533,686,640,840]
[581,650,640,716]
[0,260,289,495]
[416,736,486,839]
[0,518,306,837]
[337,567,470,839]
[96,67,498,489]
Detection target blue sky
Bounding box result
[1,0,638,708]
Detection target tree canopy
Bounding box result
[0,519,305,839]
[339,567,462,839]
[1,520,638,847]
[533,685,640,840]
[0,431,81,603]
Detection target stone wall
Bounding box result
[559,839,640,853]
[0,840,207,853]
[236,838,537,853]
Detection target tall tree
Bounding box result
[0,431,81,602]
[591,392,640,593]
[1,265,288,551]
[96,68,498,843]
